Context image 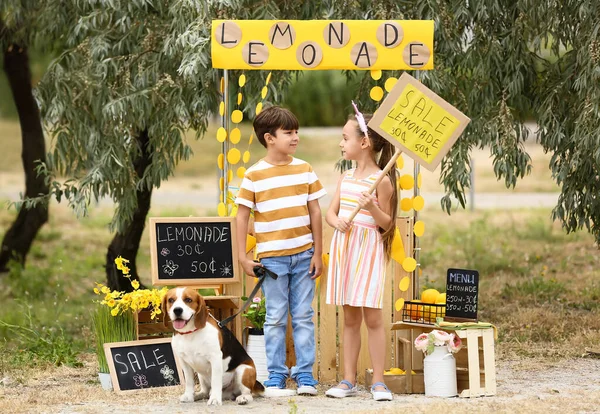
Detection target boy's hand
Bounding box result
[335,217,351,233]
[358,191,377,212]
[309,255,322,280]
[241,259,261,277]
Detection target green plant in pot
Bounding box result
[241,296,266,335]
[91,304,136,389]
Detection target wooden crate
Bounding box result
[365,369,425,394]
[135,296,241,341]
[392,323,496,397]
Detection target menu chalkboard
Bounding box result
[445,268,479,322]
[104,338,182,393]
[149,217,239,286]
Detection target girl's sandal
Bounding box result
[325,380,358,398]
[371,382,393,401]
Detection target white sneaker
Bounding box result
[325,380,358,398]
[264,387,296,398]
[371,382,393,401]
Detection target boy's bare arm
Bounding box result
[308,199,323,278]
[236,204,259,277]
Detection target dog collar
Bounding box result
[177,327,200,335]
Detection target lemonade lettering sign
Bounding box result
[444,268,479,322]
[368,72,470,171]
[149,217,240,286]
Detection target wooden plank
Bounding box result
[393,217,414,369]
[356,320,370,384]
[482,328,497,396]
[382,260,393,372]
[319,222,338,383]
[462,329,482,397]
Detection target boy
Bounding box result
[235,106,326,397]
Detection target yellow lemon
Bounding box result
[421,288,440,304]
[435,293,446,304]
[390,367,405,375]
[406,300,422,321]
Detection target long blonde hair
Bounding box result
[352,114,398,260]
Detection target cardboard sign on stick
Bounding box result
[368,72,470,171]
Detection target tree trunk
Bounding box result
[105,129,152,291]
[0,43,49,272]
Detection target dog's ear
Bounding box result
[161,291,170,328]
[194,292,208,330]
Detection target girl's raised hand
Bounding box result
[358,191,377,211]
[335,217,351,233]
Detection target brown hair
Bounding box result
[351,114,398,260]
[253,106,299,148]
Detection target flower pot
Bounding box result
[423,345,457,397]
[98,372,113,391]
[245,330,268,383]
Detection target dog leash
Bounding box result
[217,265,278,328]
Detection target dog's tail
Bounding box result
[253,380,265,394]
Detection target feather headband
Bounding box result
[351,100,369,137]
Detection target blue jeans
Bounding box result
[261,248,316,379]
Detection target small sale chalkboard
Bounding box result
[444,268,479,322]
[104,338,182,393]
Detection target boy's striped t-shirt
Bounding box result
[235,157,326,259]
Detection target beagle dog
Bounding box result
[162,287,264,406]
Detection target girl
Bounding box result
[324,105,398,401]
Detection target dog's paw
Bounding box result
[196,391,209,400]
[207,396,222,406]
[236,394,253,405]
[180,393,195,403]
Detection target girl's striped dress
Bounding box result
[326,169,386,309]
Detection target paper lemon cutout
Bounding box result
[220,77,224,93]
[249,134,254,144]
[217,154,224,170]
[217,202,227,217]
[227,148,241,164]
[384,77,397,92]
[414,220,425,237]
[370,69,382,80]
[238,74,246,87]
[261,86,268,99]
[399,174,414,190]
[390,227,405,264]
[417,173,422,189]
[243,150,251,163]
[256,102,263,114]
[266,72,272,85]
[394,298,405,312]
[230,128,241,144]
[402,257,417,272]
[246,234,256,253]
[219,101,225,116]
[396,155,404,169]
[400,197,413,212]
[370,86,384,101]
[216,127,227,143]
[228,169,233,182]
[237,92,243,105]
[399,276,410,292]
[231,110,243,124]
[236,166,246,178]
[413,195,425,211]
[219,177,224,191]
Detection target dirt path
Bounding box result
[2,356,599,413]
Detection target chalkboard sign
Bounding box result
[149,217,239,286]
[104,338,183,393]
[445,268,479,322]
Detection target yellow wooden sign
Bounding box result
[369,73,470,171]
[211,20,434,70]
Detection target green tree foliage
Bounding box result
[29,0,600,249]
